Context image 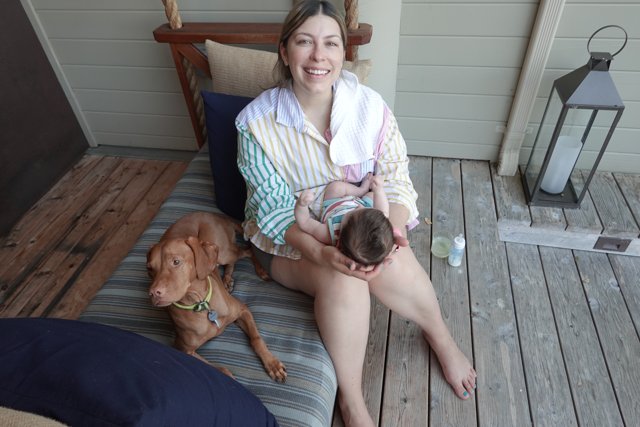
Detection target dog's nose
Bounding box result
[149,287,164,297]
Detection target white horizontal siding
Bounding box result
[23,0,292,150]
[23,0,640,171]
[394,93,512,122]
[395,1,538,162]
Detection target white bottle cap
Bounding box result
[453,234,465,248]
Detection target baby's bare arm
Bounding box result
[294,190,332,244]
[324,173,373,200]
[370,175,389,217]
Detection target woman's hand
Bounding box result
[319,245,379,280]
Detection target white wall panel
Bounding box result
[22,0,640,168]
[395,93,512,122]
[84,112,193,138]
[63,66,182,93]
[75,90,189,116]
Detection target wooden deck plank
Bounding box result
[573,251,640,425]
[506,243,577,426]
[614,173,640,237]
[364,297,390,426]
[563,170,603,234]
[491,164,531,228]
[461,160,531,426]
[0,158,145,317]
[25,158,168,317]
[428,158,476,426]
[0,155,102,249]
[380,155,432,427]
[587,171,639,238]
[608,254,640,332]
[0,157,121,305]
[48,160,188,320]
[539,246,623,426]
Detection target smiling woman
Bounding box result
[235,2,476,426]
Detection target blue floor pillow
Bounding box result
[0,318,279,427]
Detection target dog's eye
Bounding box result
[172,259,181,266]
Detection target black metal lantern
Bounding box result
[522,25,627,209]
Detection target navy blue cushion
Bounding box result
[202,91,253,221]
[0,318,279,427]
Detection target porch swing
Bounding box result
[154,0,373,148]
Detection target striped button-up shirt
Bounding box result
[236,72,418,259]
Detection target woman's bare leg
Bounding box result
[370,247,477,399]
[271,256,375,427]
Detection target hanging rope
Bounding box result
[162,0,182,29]
[344,0,358,31]
[344,0,359,60]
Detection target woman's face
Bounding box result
[280,14,345,99]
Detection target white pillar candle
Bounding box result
[540,135,582,194]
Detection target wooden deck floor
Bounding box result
[2,154,639,427]
[0,153,189,318]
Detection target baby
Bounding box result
[294,173,395,269]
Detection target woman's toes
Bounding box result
[459,388,471,400]
[463,378,475,396]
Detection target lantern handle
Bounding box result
[587,25,628,57]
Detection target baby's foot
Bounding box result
[297,190,315,207]
[426,332,477,399]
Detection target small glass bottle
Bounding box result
[448,234,466,267]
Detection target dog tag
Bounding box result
[208,310,220,327]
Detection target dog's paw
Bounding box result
[265,359,287,383]
[223,277,235,293]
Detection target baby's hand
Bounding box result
[370,175,384,192]
[360,172,373,190]
[298,190,315,207]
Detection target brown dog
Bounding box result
[146,212,286,382]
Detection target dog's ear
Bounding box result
[186,236,217,280]
[146,244,158,278]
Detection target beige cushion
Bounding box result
[0,407,68,427]
[205,39,371,98]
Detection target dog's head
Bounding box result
[146,236,219,307]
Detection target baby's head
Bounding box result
[338,208,395,267]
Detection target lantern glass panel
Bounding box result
[523,88,563,197]
[573,108,619,173]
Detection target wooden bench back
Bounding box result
[153,22,373,147]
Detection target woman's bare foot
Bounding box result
[424,331,477,399]
[338,392,375,427]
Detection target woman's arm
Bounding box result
[237,125,296,245]
[285,223,383,278]
[375,111,419,225]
